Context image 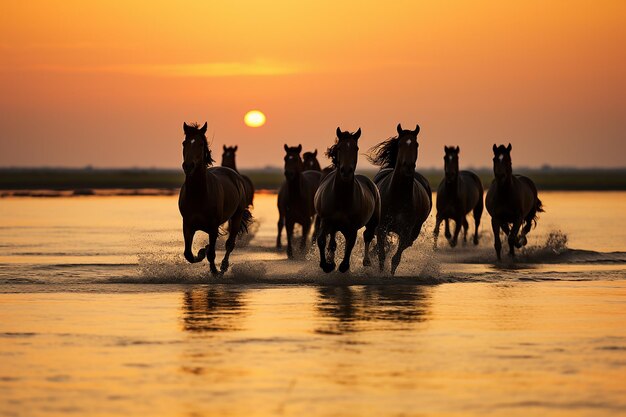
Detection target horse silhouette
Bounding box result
[486,143,544,260]
[178,122,252,275]
[369,123,432,274]
[303,150,322,171]
[433,146,484,248]
[221,145,255,206]
[276,144,322,258]
[315,128,380,273]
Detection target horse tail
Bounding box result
[238,207,253,236]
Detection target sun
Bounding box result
[244,110,266,127]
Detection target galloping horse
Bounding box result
[433,146,483,248]
[315,128,380,273]
[276,144,322,258]
[486,144,543,260]
[303,150,322,171]
[221,145,255,206]
[179,122,252,275]
[369,124,432,275]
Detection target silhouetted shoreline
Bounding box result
[0,167,625,195]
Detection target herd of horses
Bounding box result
[179,122,544,276]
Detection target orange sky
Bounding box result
[1,0,625,168]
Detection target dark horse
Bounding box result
[369,124,432,275]
[433,146,484,248]
[276,144,322,258]
[221,145,255,206]
[315,128,380,273]
[486,144,544,260]
[179,122,252,275]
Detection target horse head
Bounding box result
[182,122,212,175]
[395,123,420,176]
[221,145,238,169]
[329,127,361,180]
[444,145,460,182]
[283,144,303,181]
[302,149,321,171]
[492,143,513,182]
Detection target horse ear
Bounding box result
[284,144,290,152]
[199,122,208,134]
[444,146,449,153]
[414,124,420,135]
[297,144,302,153]
[234,145,238,151]
[183,122,190,135]
[493,144,498,153]
[507,143,512,152]
[336,127,342,138]
[223,145,227,151]
[397,123,403,135]
[313,149,317,156]
[354,128,361,140]
[456,146,460,153]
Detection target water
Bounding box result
[0,192,625,416]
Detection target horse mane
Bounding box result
[325,140,340,167]
[367,136,399,169]
[187,123,215,166]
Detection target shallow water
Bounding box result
[0,192,625,416]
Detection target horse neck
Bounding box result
[444,173,460,193]
[223,159,237,172]
[496,173,514,190]
[390,164,414,193]
[286,170,304,197]
[184,167,209,197]
[333,169,355,198]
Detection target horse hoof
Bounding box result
[450,240,457,248]
[363,257,371,267]
[473,238,479,245]
[220,261,229,273]
[518,236,527,247]
[338,262,350,273]
[321,262,335,273]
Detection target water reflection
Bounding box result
[181,286,247,333]
[315,285,431,334]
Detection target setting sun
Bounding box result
[244,110,266,128]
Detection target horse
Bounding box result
[369,123,432,275]
[315,127,380,273]
[433,146,484,248]
[221,145,255,206]
[276,144,322,258]
[485,143,544,260]
[178,122,253,275]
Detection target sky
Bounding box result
[0,0,624,169]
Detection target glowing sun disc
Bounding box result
[244,110,266,127]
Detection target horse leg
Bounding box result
[221,212,243,273]
[311,215,320,247]
[508,218,523,258]
[285,219,295,259]
[338,229,357,273]
[518,210,536,247]
[362,217,377,268]
[206,229,219,275]
[462,217,469,244]
[390,233,412,276]
[491,218,502,261]
[444,219,452,240]
[327,232,337,268]
[300,218,312,253]
[276,216,284,249]
[450,218,462,248]
[433,215,443,250]
[183,223,206,263]
[472,200,483,246]
[317,222,334,273]
[376,228,386,272]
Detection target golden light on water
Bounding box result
[244,110,266,128]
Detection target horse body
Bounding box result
[434,146,484,248]
[179,122,252,275]
[276,145,321,258]
[221,145,255,206]
[485,144,543,260]
[370,124,431,275]
[315,128,380,273]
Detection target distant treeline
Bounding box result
[0,167,625,191]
